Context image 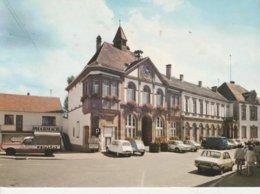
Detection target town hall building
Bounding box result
[66,26,236,151]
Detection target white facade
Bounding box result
[238,103,260,141]
[0,111,63,143]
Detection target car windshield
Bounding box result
[176,141,184,145]
[122,142,130,146]
[201,151,221,159]
[135,140,144,146]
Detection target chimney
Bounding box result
[180,74,184,81]
[198,81,202,87]
[96,35,102,51]
[230,81,235,84]
[166,64,172,79]
[211,86,218,92]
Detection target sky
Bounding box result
[0,0,260,107]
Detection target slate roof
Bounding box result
[164,75,228,102]
[218,82,260,103]
[113,26,127,42]
[0,93,63,113]
[86,42,136,72]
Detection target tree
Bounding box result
[63,75,75,115]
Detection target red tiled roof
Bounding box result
[0,93,63,113]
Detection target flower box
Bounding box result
[149,143,160,153]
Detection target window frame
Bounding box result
[4,114,14,125]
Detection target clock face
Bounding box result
[143,65,150,75]
[142,64,152,80]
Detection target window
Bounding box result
[92,80,99,95]
[127,82,136,101]
[199,100,203,115]
[250,106,257,121]
[250,126,258,138]
[241,105,246,120]
[211,103,215,116]
[42,116,56,126]
[143,86,151,104]
[111,81,118,96]
[102,80,110,97]
[206,101,209,116]
[126,114,136,138]
[192,99,197,114]
[185,97,189,112]
[156,89,163,106]
[175,96,179,106]
[4,115,14,125]
[169,122,176,137]
[156,117,164,137]
[170,95,175,107]
[76,121,80,138]
[216,104,220,117]
[242,126,247,138]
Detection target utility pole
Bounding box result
[229,54,232,82]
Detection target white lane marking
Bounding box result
[140,171,145,186]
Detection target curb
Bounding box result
[0,155,63,161]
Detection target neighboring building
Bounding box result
[66,25,233,151]
[218,82,260,141]
[0,93,64,143]
[164,73,229,142]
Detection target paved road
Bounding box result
[0,149,235,187]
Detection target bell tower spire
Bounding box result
[113,24,128,51]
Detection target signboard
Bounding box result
[32,126,61,132]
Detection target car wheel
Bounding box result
[219,168,224,175]
[6,148,16,156]
[229,165,233,172]
[140,152,145,156]
[45,150,53,156]
[198,167,202,174]
[175,148,180,152]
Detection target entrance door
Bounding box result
[142,116,152,146]
[84,126,90,145]
[16,115,23,132]
[103,127,114,149]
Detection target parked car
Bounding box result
[235,139,245,147]
[183,140,201,152]
[106,140,133,157]
[227,140,236,149]
[130,140,146,156]
[201,136,228,150]
[0,132,61,156]
[229,139,239,148]
[168,140,192,153]
[194,150,234,175]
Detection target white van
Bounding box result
[106,140,133,157]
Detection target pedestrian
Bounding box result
[234,144,245,174]
[245,145,257,176]
[254,141,260,167]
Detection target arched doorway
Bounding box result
[142,115,152,145]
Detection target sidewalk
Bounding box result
[211,166,260,187]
